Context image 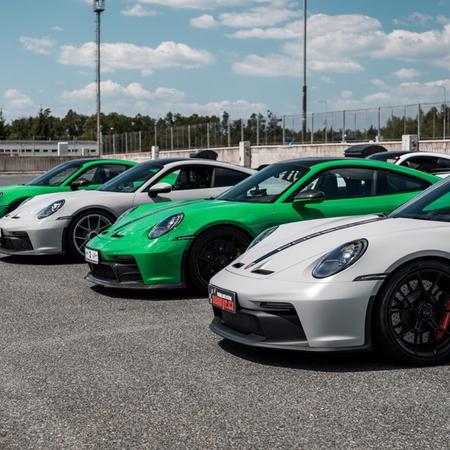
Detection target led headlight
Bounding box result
[248,226,279,250]
[37,200,65,220]
[313,239,368,279]
[148,213,184,239]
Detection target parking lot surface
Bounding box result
[0,175,449,449]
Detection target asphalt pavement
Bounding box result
[0,175,448,449]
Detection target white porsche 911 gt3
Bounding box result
[210,178,450,365]
[0,158,254,260]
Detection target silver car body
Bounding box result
[0,159,254,256]
[210,210,450,352]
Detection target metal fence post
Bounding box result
[170,127,174,150]
[139,131,142,152]
[256,116,260,146]
[282,115,286,145]
[311,113,314,144]
[342,110,346,143]
[417,103,421,139]
[188,125,191,149]
[207,123,210,148]
[241,119,244,142]
[377,107,381,141]
[227,121,231,148]
[125,132,128,153]
[154,124,158,147]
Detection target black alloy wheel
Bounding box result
[375,259,450,365]
[188,226,251,292]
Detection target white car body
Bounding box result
[0,159,254,256]
[210,179,450,360]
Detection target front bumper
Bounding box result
[0,219,67,255]
[85,236,191,288]
[86,257,184,290]
[209,269,381,351]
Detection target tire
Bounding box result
[187,226,251,293]
[66,209,115,261]
[374,259,450,365]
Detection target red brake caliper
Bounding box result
[437,300,450,341]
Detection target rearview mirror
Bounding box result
[70,179,90,191]
[293,190,326,206]
[148,182,173,198]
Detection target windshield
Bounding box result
[26,162,82,186]
[218,162,308,203]
[99,162,164,193]
[391,178,450,222]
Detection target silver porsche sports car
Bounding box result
[210,178,450,365]
[0,158,254,259]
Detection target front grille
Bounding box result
[214,307,306,342]
[90,257,144,284]
[0,232,33,252]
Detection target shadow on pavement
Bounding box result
[89,284,206,302]
[217,339,450,372]
[0,254,80,266]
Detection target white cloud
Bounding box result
[341,90,353,99]
[121,5,157,17]
[394,68,420,79]
[58,41,215,75]
[61,81,152,100]
[19,36,55,55]
[51,25,63,32]
[190,15,217,29]
[153,87,186,102]
[4,89,34,110]
[219,6,297,28]
[371,79,386,88]
[176,99,267,117]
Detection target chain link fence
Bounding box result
[102,102,450,155]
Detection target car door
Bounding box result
[273,166,426,224]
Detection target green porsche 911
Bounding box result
[85,158,439,292]
[0,158,136,217]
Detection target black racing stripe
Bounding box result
[246,217,385,269]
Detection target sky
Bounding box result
[0,0,449,121]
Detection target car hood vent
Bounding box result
[232,262,245,269]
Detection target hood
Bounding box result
[229,215,450,276]
[4,189,113,218]
[0,184,44,200]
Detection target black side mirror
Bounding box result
[293,190,326,206]
[148,182,173,198]
[70,179,90,191]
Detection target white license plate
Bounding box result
[85,248,99,264]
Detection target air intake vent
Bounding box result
[251,269,274,275]
[232,262,245,269]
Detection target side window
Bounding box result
[157,166,214,191]
[74,164,129,185]
[213,168,249,187]
[300,168,376,200]
[401,156,439,173]
[376,170,429,195]
[437,158,450,169]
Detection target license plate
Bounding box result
[85,248,99,264]
[209,286,237,314]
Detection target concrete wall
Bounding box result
[110,139,450,168]
[0,156,78,173]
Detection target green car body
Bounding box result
[0,158,136,217]
[86,158,439,291]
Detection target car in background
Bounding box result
[0,158,254,260]
[84,158,439,292]
[369,151,450,177]
[209,178,450,365]
[0,158,136,218]
[344,144,388,158]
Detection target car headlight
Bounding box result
[117,207,136,223]
[312,239,368,279]
[37,200,65,220]
[248,226,279,250]
[148,213,184,239]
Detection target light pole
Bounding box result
[438,85,447,140]
[301,0,308,143]
[93,0,105,155]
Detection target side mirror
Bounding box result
[148,182,173,198]
[293,190,326,206]
[70,179,90,191]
